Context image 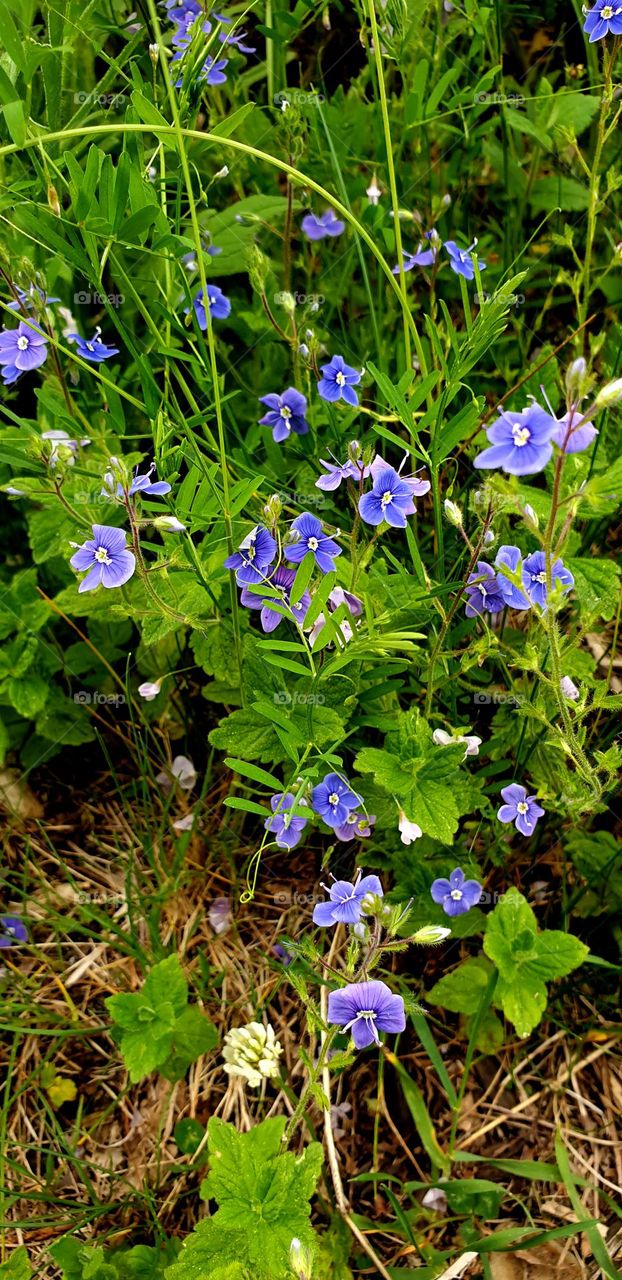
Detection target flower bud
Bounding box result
[214,165,229,179]
[148,43,159,63]
[443,498,462,527]
[565,356,587,402]
[289,1237,312,1279]
[412,924,452,945]
[154,515,186,532]
[523,503,539,530]
[594,378,622,409]
[263,493,282,524]
[560,675,579,701]
[47,185,61,216]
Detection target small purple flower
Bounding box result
[333,812,377,842]
[494,545,531,610]
[0,320,48,384]
[264,792,308,850]
[560,675,580,701]
[392,232,438,273]
[497,783,545,837]
[359,466,420,529]
[317,355,362,407]
[313,872,383,926]
[186,284,231,328]
[464,563,507,617]
[225,524,277,585]
[68,328,119,363]
[7,284,59,311]
[474,403,557,476]
[208,897,232,936]
[273,942,294,966]
[328,979,406,1049]
[521,550,574,609]
[302,210,345,241]
[431,867,482,917]
[444,239,486,280]
[285,512,341,573]
[584,0,622,41]
[307,586,362,648]
[123,465,172,498]
[311,772,362,828]
[240,565,311,632]
[0,916,28,947]
[551,411,598,454]
[69,524,136,593]
[315,456,370,490]
[259,387,309,442]
[201,55,229,84]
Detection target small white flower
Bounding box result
[560,675,580,701]
[366,175,382,205]
[138,679,162,701]
[173,812,196,832]
[222,1020,282,1088]
[157,754,197,793]
[432,728,481,759]
[398,811,422,844]
[422,1186,448,1212]
[215,165,229,179]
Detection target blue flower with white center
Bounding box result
[69,524,136,593]
[311,772,362,828]
[313,872,383,926]
[0,320,48,385]
[464,563,506,617]
[551,410,598,454]
[285,512,341,574]
[521,550,574,609]
[474,403,558,476]
[317,355,362,406]
[259,387,309,442]
[186,284,231,328]
[498,783,545,836]
[431,867,482,917]
[224,524,277,585]
[358,466,417,528]
[584,0,622,40]
[444,238,486,280]
[264,792,308,850]
[328,979,405,1049]
[302,210,345,241]
[0,915,28,947]
[68,327,119,363]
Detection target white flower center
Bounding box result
[478,583,487,597]
[512,425,531,447]
[380,491,393,507]
[208,292,217,305]
[308,537,319,550]
[335,372,346,386]
[94,546,112,564]
[17,335,29,350]
[282,814,290,828]
[328,792,339,806]
[450,889,463,900]
[532,572,547,584]
[517,801,529,814]
[346,814,358,825]
[280,405,292,418]
[246,546,255,560]
[86,341,95,351]
[602,5,613,15]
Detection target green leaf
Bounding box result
[427,956,495,1015]
[528,176,589,213]
[166,1118,323,1280]
[565,558,621,622]
[483,887,538,981]
[0,1247,32,1279]
[161,1005,218,1081]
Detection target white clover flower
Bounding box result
[222,1020,282,1088]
